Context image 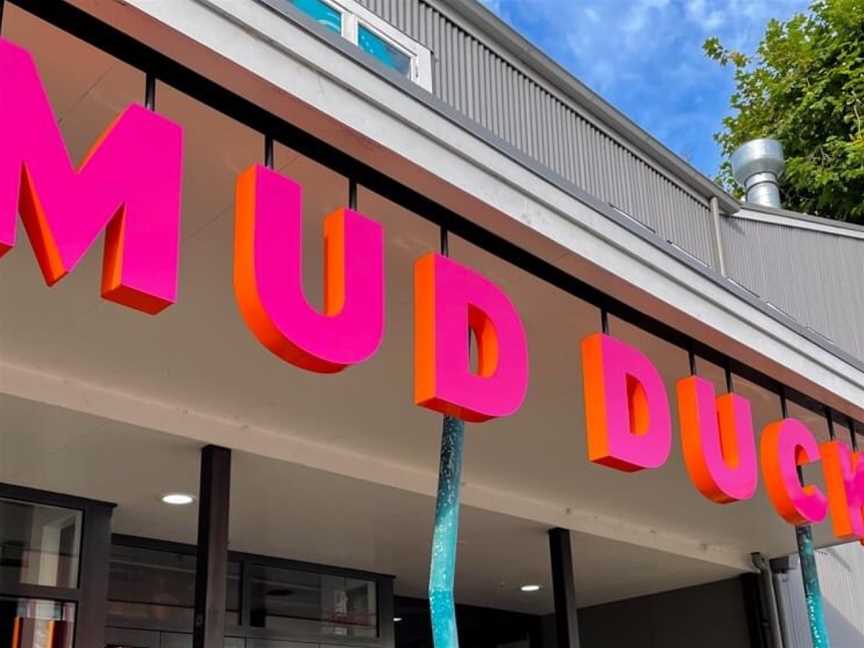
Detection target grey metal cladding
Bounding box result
[357,0,720,268]
[720,216,864,360]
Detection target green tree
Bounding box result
[705,0,864,221]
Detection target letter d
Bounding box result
[414,253,528,422]
[582,333,671,472]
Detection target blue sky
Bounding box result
[478,0,811,177]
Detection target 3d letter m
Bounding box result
[0,39,183,314]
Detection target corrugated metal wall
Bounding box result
[720,216,864,360]
[356,0,720,268]
[775,544,864,648]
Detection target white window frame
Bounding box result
[296,0,433,91]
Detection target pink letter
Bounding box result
[414,253,528,422]
[821,441,864,542]
[235,164,384,373]
[0,39,183,314]
[677,376,758,503]
[581,333,671,472]
[761,419,828,526]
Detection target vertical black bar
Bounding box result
[440,226,449,257]
[240,557,252,628]
[725,359,734,393]
[688,349,696,376]
[0,0,6,33]
[600,308,609,335]
[826,407,835,441]
[849,416,859,451]
[378,576,396,648]
[264,135,274,169]
[349,178,358,211]
[780,387,788,419]
[549,528,581,648]
[740,573,772,648]
[193,445,232,648]
[144,72,156,110]
[76,502,115,648]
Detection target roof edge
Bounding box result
[735,202,864,237]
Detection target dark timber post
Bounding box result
[549,528,581,648]
[193,445,232,648]
[76,499,115,648]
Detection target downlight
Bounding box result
[161,493,195,506]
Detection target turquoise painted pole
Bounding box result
[428,415,465,648]
[796,525,831,648]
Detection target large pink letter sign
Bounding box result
[676,376,758,503]
[761,419,828,525]
[821,441,864,542]
[234,164,384,373]
[414,253,528,422]
[581,333,671,472]
[0,39,183,314]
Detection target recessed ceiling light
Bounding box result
[162,493,195,506]
[520,584,541,593]
[393,617,403,623]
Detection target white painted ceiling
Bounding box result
[0,2,854,616]
[0,393,741,614]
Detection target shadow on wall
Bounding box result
[776,543,864,648]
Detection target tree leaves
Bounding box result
[706,0,864,222]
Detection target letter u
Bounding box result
[677,376,757,503]
[234,164,384,373]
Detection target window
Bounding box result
[289,0,341,34]
[358,25,411,77]
[288,0,432,90]
[107,544,241,630]
[248,564,377,639]
[106,541,386,644]
[0,498,82,589]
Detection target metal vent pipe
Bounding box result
[731,138,785,208]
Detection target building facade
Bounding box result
[0,0,862,647]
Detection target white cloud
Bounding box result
[481,0,812,173]
[584,7,601,23]
[685,0,727,31]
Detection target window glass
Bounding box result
[358,25,411,77]
[107,545,240,631]
[160,633,245,648]
[290,0,342,33]
[0,596,75,648]
[0,499,82,589]
[249,564,377,638]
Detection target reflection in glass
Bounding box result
[358,25,411,77]
[0,596,75,648]
[249,564,377,638]
[0,498,82,588]
[160,633,245,648]
[107,544,240,630]
[290,0,342,33]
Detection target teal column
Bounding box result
[428,415,465,648]
[796,525,830,648]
